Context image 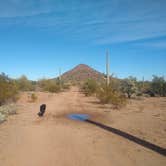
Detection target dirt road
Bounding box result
[0,87,165,166]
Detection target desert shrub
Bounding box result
[0,104,17,115]
[38,79,61,93]
[0,112,6,124]
[29,93,38,102]
[44,81,60,93]
[16,75,35,91]
[142,93,151,97]
[96,84,127,108]
[120,76,138,98]
[38,78,47,88]
[0,104,17,124]
[137,81,149,94]
[82,79,98,96]
[0,73,19,106]
[144,90,155,97]
[56,79,71,90]
[151,75,166,97]
[62,83,71,90]
[109,77,122,91]
[81,78,127,108]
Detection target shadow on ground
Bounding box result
[85,119,166,156]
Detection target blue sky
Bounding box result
[0,0,166,80]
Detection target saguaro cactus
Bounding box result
[106,50,110,86]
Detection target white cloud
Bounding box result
[0,0,166,46]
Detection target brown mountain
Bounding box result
[61,64,105,83]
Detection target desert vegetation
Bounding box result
[120,76,138,98]
[0,73,18,123]
[0,68,165,166]
[0,73,71,106]
[1,70,166,108]
[16,75,36,91]
[150,75,166,97]
[81,75,166,108]
[0,73,19,106]
[38,79,61,93]
[1,67,166,123]
[81,78,126,108]
[28,93,38,103]
[0,104,17,123]
[81,79,98,96]
[38,78,70,93]
[97,83,127,108]
[0,72,71,122]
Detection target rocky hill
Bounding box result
[60,64,105,83]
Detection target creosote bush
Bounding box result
[16,75,36,91]
[0,73,19,106]
[97,84,127,109]
[38,79,61,93]
[28,93,38,102]
[81,79,98,96]
[81,78,127,109]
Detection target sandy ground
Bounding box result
[0,87,166,166]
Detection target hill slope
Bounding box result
[61,64,104,83]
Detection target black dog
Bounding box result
[38,104,46,117]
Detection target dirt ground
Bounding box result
[0,87,166,166]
